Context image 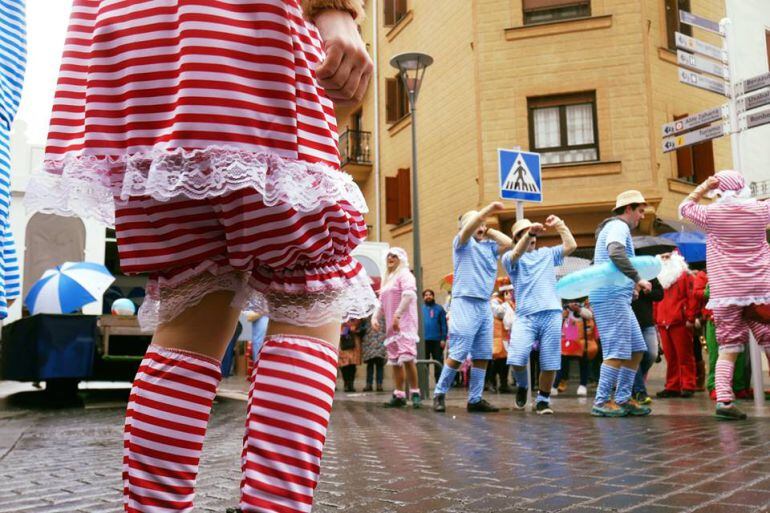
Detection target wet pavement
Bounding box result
[1,383,770,513]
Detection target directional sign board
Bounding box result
[736,72,770,96]
[679,10,723,35]
[742,108,770,130]
[662,124,726,153]
[679,68,728,96]
[661,105,726,137]
[737,89,770,113]
[498,149,542,202]
[677,50,728,79]
[675,31,724,62]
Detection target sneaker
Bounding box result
[619,399,651,416]
[715,402,747,421]
[433,393,446,412]
[681,390,695,398]
[735,389,753,400]
[656,389,681,398]
[514,387,528,410]
[383,394,407,408]
[467,398,499,413]
[591,401,628,417]
[576,385,588,397]
[550,387,559,397]
[534,400,553,415]
[411,392,422,409]
[634,392,652,405]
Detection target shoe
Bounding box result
[433,393,446,412]
[709,389,717,401]
[383,394,407,408]
[735,389,753,400]
[362,385,373,392]
[376,385,384,392]
[634,392,652,405]
[499,385,512,394]
[550,387,559,397]
[557,380,567,392]
[488,385,498,394]
[619,399,651,416]
[225,508,241,513]
[576,385,588,397]
[715,402,747,421]
[467,398,499,413]
[656,389,681,398]
[681,390,694,398]
[591,401,628,417]
[411,392,422,409]
[514,387,528,410]
[534,400,553,415]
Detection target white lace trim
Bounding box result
[707,296,770,309]
[25,147,368,226]
[138,268,379,331]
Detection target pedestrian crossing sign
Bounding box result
[498,149,542,202]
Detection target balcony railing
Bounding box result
[339,129,372,167]
[750,179,770,199]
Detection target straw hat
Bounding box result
[511,218,534,239]
[614,190,647,211]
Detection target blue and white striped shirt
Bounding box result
[590,218,635,304]
[452,234,499,300]
[503,246,564,317]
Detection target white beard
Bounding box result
[657,253,689,290]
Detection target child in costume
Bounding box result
[26,1,375,511]
[679,170,770,420]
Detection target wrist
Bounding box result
[303,0,363,22]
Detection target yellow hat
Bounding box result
[614,190,647,211]
[511,218,534,238]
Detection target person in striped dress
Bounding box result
[372,247,421,408]
[503,215,576,415]
[432,202,512,413]
[680,170,770,421]
[590,191,652,418]
[25,1,374,512]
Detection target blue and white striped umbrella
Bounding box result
[24,262,115,314]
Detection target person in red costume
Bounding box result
[654,251,698,398]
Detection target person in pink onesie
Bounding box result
[679,170,770,420]
[373,247,421,408]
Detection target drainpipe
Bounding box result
[372,0,381,241]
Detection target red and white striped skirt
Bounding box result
[25,0,377,328]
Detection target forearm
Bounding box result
[608,242,641,283]
[554,219,577,256]
[486,228,513,250]
[302,0,364,21]
[685,179,713,204]
[458,202,500,243]
[508,231,532,261]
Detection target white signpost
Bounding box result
[665,11,768,408]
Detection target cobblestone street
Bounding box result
[1,387,770,513]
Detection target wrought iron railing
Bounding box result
[749,179,770,199]
[339,129,371,166]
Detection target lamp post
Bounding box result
[390,52,433,399]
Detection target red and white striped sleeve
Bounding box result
[679,199,709,231]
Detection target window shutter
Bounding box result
[676,147,694,180]
[397,168,411,220]
[384,0,394,26]
[692,141,715,184]
[386,79,397,123]
[396,0,407,21]
[385,176,400,225]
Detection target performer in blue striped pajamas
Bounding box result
[589,190,652,417]
[503,215,576,415]
[433,202,511,413]
[0,0,26,319]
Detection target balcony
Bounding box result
[338,129,372,182]
[750,179,770,200]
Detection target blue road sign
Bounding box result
[498,149,542,202]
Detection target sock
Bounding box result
[434,365,458,396]
[615,367,638,405]
[240,335,338,513]
[468,367,486,404]
[536,390,551,404]
[409,388,420,397]
[123,345,221,513]
[594,364,620,407]
[513,368,529,390]
[393,389,406,399]
[715,359,735,404]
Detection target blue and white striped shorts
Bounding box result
[592,299,646,360]
[506,310,562,371]
[448,297,493,361]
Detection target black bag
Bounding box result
[339,334,356,351]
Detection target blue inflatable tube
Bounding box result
[556,256,662,300]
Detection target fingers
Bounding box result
[318,42,373,105]
[316,44,344,83]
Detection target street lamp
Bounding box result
[390,52,433,399]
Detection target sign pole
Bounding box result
[723,17,764,408]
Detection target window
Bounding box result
[386,77,410,124]
[665,0,692,51]
[523,0,590,25]
[528,92,599,165]
[673,114,714,184]
[384,0,407,27]
[385,168,411,225]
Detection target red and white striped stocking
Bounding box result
[714,358,735,404]
[240,335,339,513]
[123,345,222,512]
